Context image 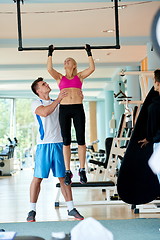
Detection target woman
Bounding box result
[47,44,95,185]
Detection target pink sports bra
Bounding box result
[59,75,82,90]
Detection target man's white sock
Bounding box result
[66,201,74,212]
[30,202,36,212]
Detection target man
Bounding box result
[138,69,160,181]
[26,77,84,222]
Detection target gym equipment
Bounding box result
[55,181,118,207]
[54,137,126,207]
[0,138,18,176]
[117,87,160,205]
[13,0,120,51]
[87,138,112,179]
[55,135,128,207]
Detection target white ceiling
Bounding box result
[0,0,159,100]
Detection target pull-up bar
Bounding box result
[13,0,120,51]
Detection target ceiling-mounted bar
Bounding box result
[16,0,23,50]
[14,0,120,51]
[21,45,119,51]
[114,0,120,47]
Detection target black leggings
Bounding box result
[59,104,85,146]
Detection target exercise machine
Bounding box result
[0,138,18,176]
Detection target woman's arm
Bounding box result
[78,44,95,80]
[47,45,62,81]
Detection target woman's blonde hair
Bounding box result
[65,57,77,76]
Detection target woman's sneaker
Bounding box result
[68,208,84,220]
[79,169,87,184]
[64,170,73,185]
[26,210,36,222]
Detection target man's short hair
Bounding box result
[154,69,160,82]
[31,77,43,96]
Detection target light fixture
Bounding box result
[102,29,115,33]
[118,5,127,10]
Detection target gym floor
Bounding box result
[0,162,160,223]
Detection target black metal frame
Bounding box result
[14,0,120,51]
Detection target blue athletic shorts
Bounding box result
[34,142,65,178]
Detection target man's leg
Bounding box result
[58,177,84,220]
[63,145,71,170]
[63,145,73,186]
[26,177,43,222]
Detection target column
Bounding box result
[126,66,141,101]
[97,100,106,150]
[104,90,114,138]
[89,101,98,151]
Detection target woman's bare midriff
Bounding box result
[60,88,83,105]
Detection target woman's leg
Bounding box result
[73,105,87,183]
[73,104,86,168]
[78,144,86,169]
[59,105,72,170]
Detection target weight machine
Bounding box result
[0,138,18,176]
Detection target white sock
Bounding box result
[30,202,36,212]
[66,201,74,212]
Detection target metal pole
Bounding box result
[16,0,23,51]
[114,0,120,49]
[20,45,119,51]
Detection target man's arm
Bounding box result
[35,90,67,117]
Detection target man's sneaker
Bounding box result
[68,208,84,220]
[79,169,87,184]
[64,170,73,185]
[26,210,36,222]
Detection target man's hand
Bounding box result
[57,90,68,102]
[48,45,54,57]
[138,138,149,148]
[78,89,84,100]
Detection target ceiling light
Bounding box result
[102,29,115,33]
[118,5,127,10]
